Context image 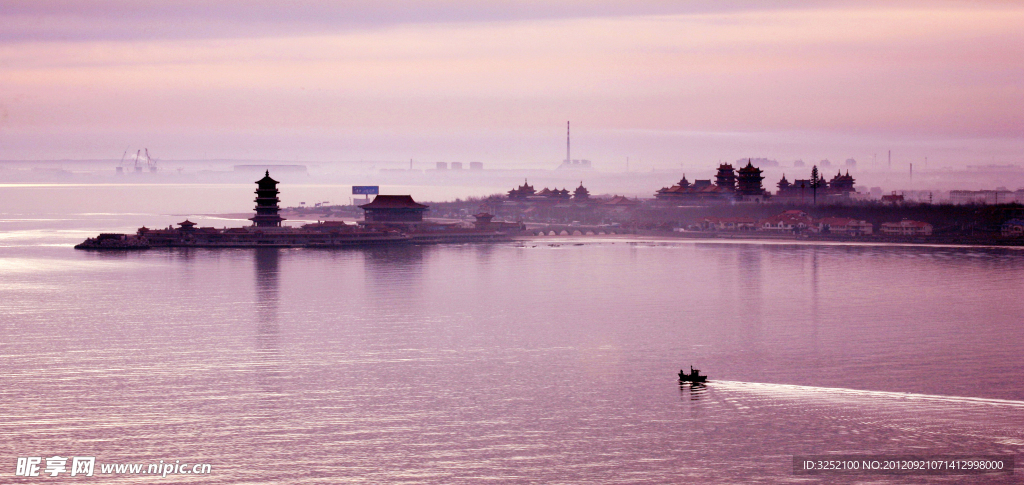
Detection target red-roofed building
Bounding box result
[701,217,758,231]
[359,195,429,223]
[881,192,905,204]
[816,217,873,235]
[880,219,932,236]
[760,210,813,233]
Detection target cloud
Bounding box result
[0,0,960,42]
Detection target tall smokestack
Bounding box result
[566,121,571,164]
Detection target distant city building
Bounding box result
[820,159,831,168]
[793,160,805,167]
[559,159,593,169]
[436,162,448,170]
[949,190,1017,204]
[845,158,857,168]
[737,157,779,168]
[450,162,463,170]
[234,164,307,174]
[469,162,484,170]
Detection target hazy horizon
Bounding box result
[2,1,1022,168]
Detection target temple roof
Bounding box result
[358,195,429,210]
[603,195,639,206]
[256,170,278,184]
[738,160,762,173]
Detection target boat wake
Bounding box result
[710,380,1024,409]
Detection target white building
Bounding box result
[880,219,933,236]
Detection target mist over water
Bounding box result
[1,197,1023,482]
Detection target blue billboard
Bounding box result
[352,186,379,195]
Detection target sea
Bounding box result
[2,184,1023,484]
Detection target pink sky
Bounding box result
[1,1,1022,168]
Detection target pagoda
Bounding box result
[250,171,285,227]
[777,174,791,193]
[676,175,690,189]
[573,182,590,200]
[715,163,736,191]
[736,160,766,197]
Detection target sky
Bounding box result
[1,1,1022,169]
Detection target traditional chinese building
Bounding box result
[507,180,536,199]
[472,212,495,228]
[536,187,571,200]
[715,164,737,191]
[654,176,730,203]
[250,171,285,227]
[573,182,590,200]
[775,176,812,200]
[735,160,767,199]
[777,174,791,193]
[359,195,429,223]
[828,170,856,194]
[603,195,640,212]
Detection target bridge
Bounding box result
[523,224,631,236]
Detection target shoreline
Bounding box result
[515,232,1024,250]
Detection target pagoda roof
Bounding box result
[738,160,762,173]
[359,195,429,210]
[256,170,278,184]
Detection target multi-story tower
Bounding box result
[715,163,736,191]
[250,171,285,227]
[736,160,766,197]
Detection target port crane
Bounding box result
[145,148,157,172]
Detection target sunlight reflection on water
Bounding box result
[1,222,1023,483]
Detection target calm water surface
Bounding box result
[2,212,1023,483]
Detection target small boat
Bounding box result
[678,366,707,383]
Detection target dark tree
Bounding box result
[810,165,822,205]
